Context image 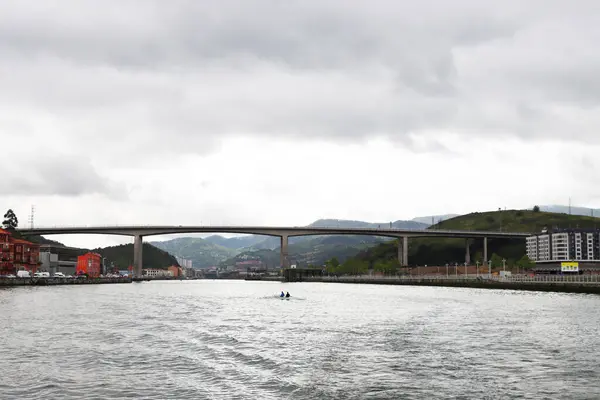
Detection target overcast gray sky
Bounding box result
[1,0,599,248]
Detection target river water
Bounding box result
[1,280,599,399]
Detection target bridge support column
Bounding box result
[465,239,471,265]
[134,234,143,278]
[397,236,408,266]
[280,235,289,268]
[483,237,488,266]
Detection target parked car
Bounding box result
[17,270,31,278]
[53,272,66,278]
[33,272,50,278]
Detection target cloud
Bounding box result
[0,155,125,198]
[0,0,598,161]
[1,0,600,252]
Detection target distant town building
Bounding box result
[76,252,102,277]
[183,267,198,278]
[38,244,81,276]
[175,256,193,268]
[142,268,172,277]
[526,229,600,263]
[168,265,183,277]
[0,229,41,275]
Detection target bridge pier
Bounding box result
[397,236,408,266]
[465,239,471,265]
[483,237,488,266]
[134,235,143,278]
[280,235,289,268]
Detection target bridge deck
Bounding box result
[18,225,531,238]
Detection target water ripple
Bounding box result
[1,281,600,399]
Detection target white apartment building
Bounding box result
[142,268,173,277]
[526,229,600,263]
[587,233,595,260]
[175,256,193,269]
[551,232,569,260]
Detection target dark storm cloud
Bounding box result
[0,0,599,163]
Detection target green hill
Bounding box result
[221,235,389,268]
[150,237,237,268]
[353,209,600,267]
[432,209,600,232]
[94,243,179,270]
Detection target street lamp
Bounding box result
[476,261,480,278]
[455,262,458,277]
[445,263,449,278]
[502,258,506,274]
[464,262,468,277]
[488,259,492,278]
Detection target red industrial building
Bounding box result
[76,252,102,277]
[0,229,41,275]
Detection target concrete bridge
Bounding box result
[18,225,530,278]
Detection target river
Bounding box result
[1,280,599,399]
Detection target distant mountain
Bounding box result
[202,235,266,250]
[151,217,430,268]
[222,235,390,268]
[150,237,237,268]
[308,219,429,230]
[539,205,600,217]
[411,214,460,225]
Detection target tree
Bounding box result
[533,205,540,212]
[490,253,503,268]
[339,259,368,275]
[374,260,399,275]
[324,257,340,275]
[2,209,18,230]
[516,254,535,270]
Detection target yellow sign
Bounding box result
[561,262,579,272]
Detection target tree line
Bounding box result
[322,252,535,276]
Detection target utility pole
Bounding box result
[569,197,572,215]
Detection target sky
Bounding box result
[1,0,600,249]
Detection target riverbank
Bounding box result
[300,276,600,294]
[0,277,132,287]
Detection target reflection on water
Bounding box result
[1,281,599,399]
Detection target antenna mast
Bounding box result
[28,205,35,228]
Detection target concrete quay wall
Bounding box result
[303,277,600,294]
[0,277,132,287]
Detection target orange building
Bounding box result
[76,252,102,277]
[0,229,40,275]
[168,265,182,277]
